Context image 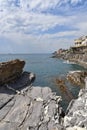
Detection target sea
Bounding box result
[0,54,86,110]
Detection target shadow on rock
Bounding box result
[0,72,36,95]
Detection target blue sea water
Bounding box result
[0,54,86,110]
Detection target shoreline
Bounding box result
[0,59,87,129]
[51,36,87,129]
[52,56,87,129]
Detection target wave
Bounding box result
[63,60,76,64]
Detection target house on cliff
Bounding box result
[71,36,87,53]
[74,36,87,47]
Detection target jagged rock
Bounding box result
[64,86,87,129]
[0,59,25,85]
[67,71,87,86]
[0,59,64,130]
[0,86,64,130]
[52,39,87,68]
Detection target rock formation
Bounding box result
[52,35,87,68]
[55,78,74,102]
[67,71,87,87]
[0,86,64,130]
[52,35,87,130]
[0,59,25,85]
[0,59,64,130]
[0,59,87,130]
[64,85,87,130]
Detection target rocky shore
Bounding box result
[64,81,87,130]
[52,49,87,69]
[52,36,87,69]
[0,59,87,130]
[0,86,64,130]
[52,36,87,130]
[0,59,64,130]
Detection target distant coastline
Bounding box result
[52,35,87,69]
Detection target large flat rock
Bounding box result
[0,85,64,130]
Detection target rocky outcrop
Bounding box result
[52,36,87,69]
[52,47,87,129]
[0,59,25,85]
[0,85,64,130]
[67,71,87,87]
[0,59,64,130]
[64,53,87,69]
[64,83,87,130]
[1,59,87,130]
[52,46,87,69]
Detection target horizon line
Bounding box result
[0,53,52,55]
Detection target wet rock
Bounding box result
[55,78,74,102]
[67,71,87,87]
[0,59,25,85]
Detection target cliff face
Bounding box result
[64,50,87,68]
[52,36,87,68]
[52,47,87,68]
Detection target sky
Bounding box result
[0,0,87,53]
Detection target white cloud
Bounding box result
[0,1,86,35]
[0,0,85,12]
[0,8,76,34]
[20,0,61,10]
[0,0,87,53]
[2,32,74,53]
[71,0,82,5]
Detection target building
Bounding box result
[74,39,82,47]
[74,36,87,47]
[71,35,87,53]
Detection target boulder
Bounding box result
[0,59,25,85]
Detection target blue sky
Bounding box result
[0,0,87,53]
